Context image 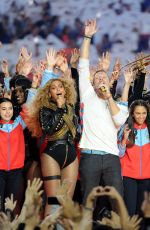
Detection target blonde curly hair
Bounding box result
[25,77,77,137]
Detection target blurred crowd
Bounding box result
[0,1,84,48]
[0,0,149,68]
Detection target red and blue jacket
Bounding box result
[118,122,150,179]
[0,115,26,170]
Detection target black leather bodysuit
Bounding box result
[39,103,77,168]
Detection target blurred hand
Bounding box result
[25,178,43,205]
[20,47,32,61]
[40,207,62,230]
[122,215,142,230]
[0,212,11,229]
[55,53,69,74]
[124,67,134,84]
[86,186,104,206]
[84,19,98,37]
[70,48,80,68]
[56,179,72,201]
[97,186,121,200]
[141,192,150,218]
[1,59,10,77]
[32,72,41,89]
[39,59,47,71]
[109,58,121,87]
[99,52,111,72]
[123,124,131,142]
[46,48,57,70]
[59,58,68,74]
[56,181,82,221]
[16,58,33,76]
[98,211,121,229]
[5,194,17,212]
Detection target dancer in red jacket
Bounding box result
[0,97,26,214]
[118,100,150,215]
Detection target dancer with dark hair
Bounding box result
[118,100,150,215]
[9,74,41,181]
[9,74,32,115]
[0,97,26,214]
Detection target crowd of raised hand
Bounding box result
[0,178,150,230]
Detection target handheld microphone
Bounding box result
[57,93,62,99]
[99,86,107,93]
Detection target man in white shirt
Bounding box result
[78,19,128,203]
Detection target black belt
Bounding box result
[48,139,74,148]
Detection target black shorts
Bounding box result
[44,142,77,169]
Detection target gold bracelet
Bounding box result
[31,86,37,89]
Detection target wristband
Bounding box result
[84,35,92,39]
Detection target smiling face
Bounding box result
[0,101,13,122]
[14,86,25,104]
[49,80,66,101]
[132,105,147,126]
